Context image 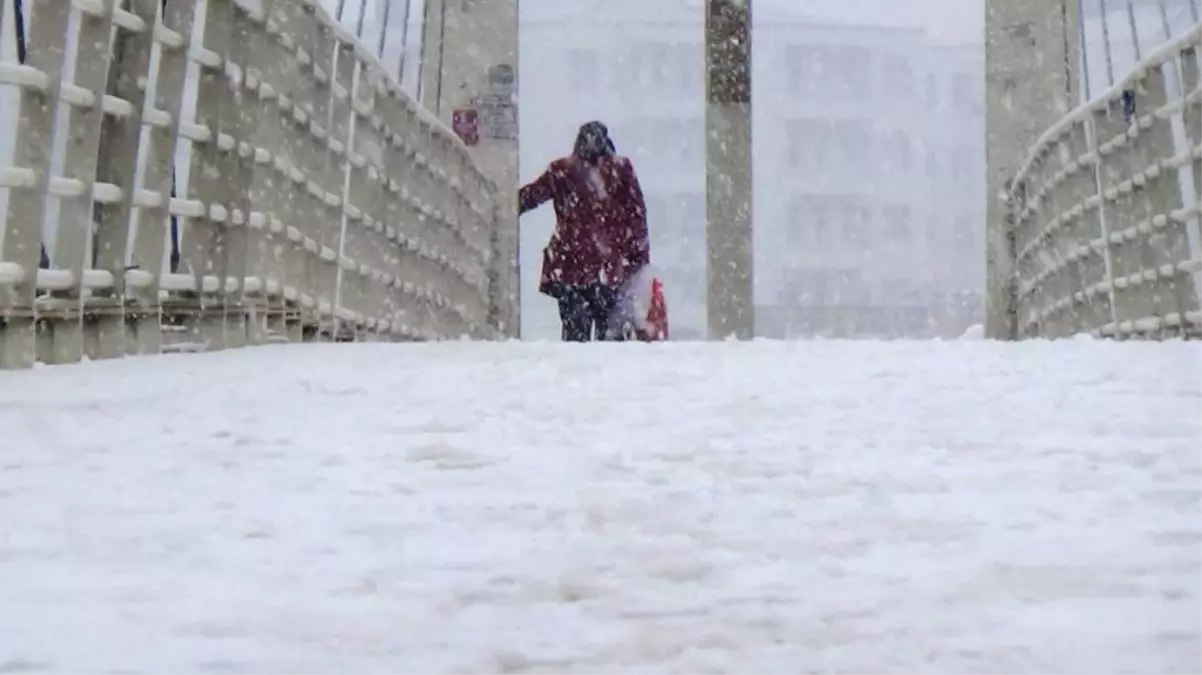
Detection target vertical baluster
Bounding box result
[44,0,118,363]
[268,0,311,341]
[176,0,237,350]
[235,0,274,344]
[0,0,75,368]
[307,4,341,338]
[125,0,196,355]
[94,0,165,358]
[328,34,354,338]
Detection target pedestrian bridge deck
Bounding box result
[0,340,1199,672]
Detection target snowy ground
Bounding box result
[1,340,1199,674]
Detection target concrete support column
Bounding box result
[706,0,754,341]
[420,0,520,339]
[984,0,1081,339]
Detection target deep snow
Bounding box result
[1,340,1199,673]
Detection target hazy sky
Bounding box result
[341,0,985,45]
[517,0,983,43]
[776,0,982,42]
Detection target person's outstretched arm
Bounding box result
[518,165,557,215]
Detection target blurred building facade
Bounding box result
[520,0,985,340]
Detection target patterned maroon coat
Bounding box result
[519,155,649,295]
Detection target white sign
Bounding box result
[476,64,516,141]
[478,93,517,141]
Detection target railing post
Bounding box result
[307,4,342,340]
[330,34,357,340]
[124,0,197,357]
[376,84,413,339]
[47,0,117,365]
[0,0,71,368]
[234,0,275,345]
[175,0,239,350]
[93,0,167,359]
[343,55,376,336]
[255,0,304,342]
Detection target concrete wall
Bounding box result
[983,0,1081,339]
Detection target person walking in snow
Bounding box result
[518,121,650,342]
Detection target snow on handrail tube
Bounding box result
[1010,23,1201,197]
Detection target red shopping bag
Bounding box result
[636,277,669,342]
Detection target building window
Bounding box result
[785,196,872,249]
[675,192,704,233]
[883,205,912,243]
[778,268,828,305]
[841,200,871,246]
[617,122,646,158]
[785,120,809,168]
[926,215,948,253]
[925,74,939,108]
[674,43,700,93]
[952,215,977,247]
[568,49,599,91]
[615,42,701,95]
[788,44,872,101]
[644,192,667,235]
[659,191,704,247]
[777,267,862,306]
[784,196,815,247]
[952,72,978,113]
[614,49,643,95]
[925,149,942,183]
[785,44,818,98]
[881,55,913,98]
[622,117,702,168]
[643,43,669,88]
[834,45,873,102]
[787,119,872,174]
[785,44,848,101]
[679,117,703,166]
[884,130,912,172]
[834,119,872,172]
[949,146,976,186]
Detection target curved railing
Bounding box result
[1006,22,1201,339]
[0,0,506,369]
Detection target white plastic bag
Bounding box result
[608,264,669,341]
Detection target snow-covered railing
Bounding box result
[0,0,504,369]
[1005,22,1202,340]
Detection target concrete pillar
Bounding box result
[984,0,1082,339]
[706,0,754,341]
[420,0,520,339]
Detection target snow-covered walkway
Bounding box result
[1,340,1199,673]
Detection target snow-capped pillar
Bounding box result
[984,0,1082,339]
[706,0,754,341]
[419,0,519,340]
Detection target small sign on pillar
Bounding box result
[480,63,518,141]
[452,108,479,146]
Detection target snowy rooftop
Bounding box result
[0,340,1199,672]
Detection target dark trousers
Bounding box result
[557,284,619,342]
